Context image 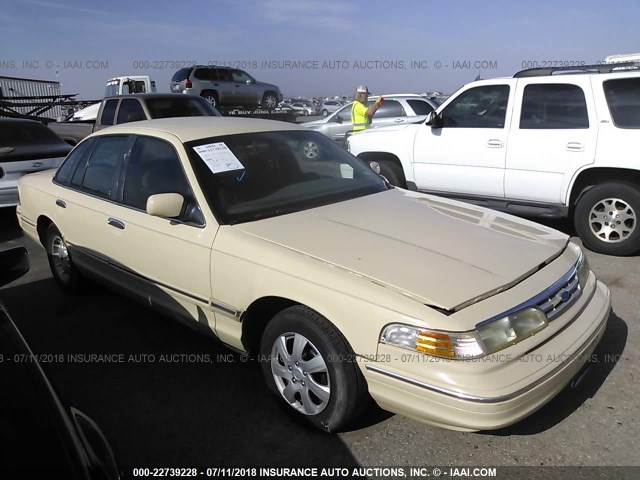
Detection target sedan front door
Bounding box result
[100,134,218,331]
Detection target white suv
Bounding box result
[347,63,640,256]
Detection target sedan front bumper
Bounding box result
[364,280,611,431]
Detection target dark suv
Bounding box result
[170,65,283,110]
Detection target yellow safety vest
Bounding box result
[351,101,370,131]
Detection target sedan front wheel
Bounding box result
[260,305,368,432]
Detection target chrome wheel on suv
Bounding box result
[262,93,278,110]
[575,182,640,255]
[301,140,320,160]
[201,92,218,107]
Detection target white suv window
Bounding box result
[603,78,640,128]
[520,84,589,129]
[440,85,510,128]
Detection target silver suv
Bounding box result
[302,94,439,146]
[170,65,283,110]
[320,100,344,116]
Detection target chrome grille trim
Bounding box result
[537,270,581,320]
[476,258,583,328]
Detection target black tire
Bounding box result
[378,160,406,188]
[260,305,368,432]
[45,223,84,293]
[322,109,329,117]
[574,182,640,256]
[261,92,278,110]
[201,91,218,108]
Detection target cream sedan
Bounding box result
[17,117,611,432]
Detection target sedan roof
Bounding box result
[92,116,300,143]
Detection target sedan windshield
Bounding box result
[185,130,388,224]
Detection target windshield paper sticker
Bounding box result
[193,143,245,174]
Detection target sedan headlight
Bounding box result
[475,307,548,355]
[577,251,590,289]
[381,325,484,359]
[382,306,548,360]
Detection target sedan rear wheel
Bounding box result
[260,305,368,432]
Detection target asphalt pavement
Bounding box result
[0,206,638,479]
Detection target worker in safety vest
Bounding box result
[350,85,383,133]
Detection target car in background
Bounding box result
[302,94,440,144]
[320,100,344,117]
[17,117,610,434]
[170,65,283,110]
[0,119,72,208]
[289,102,316,116]
[48,93,221,146]
[0,246,121,478]
[298,94,440,159]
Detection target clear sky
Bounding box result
[1,0,639,100]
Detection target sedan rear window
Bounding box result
[145,97,220,118]
[0,121,66,146]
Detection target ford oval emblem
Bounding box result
[559,289,572,302]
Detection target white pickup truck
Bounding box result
[347,63,640,256]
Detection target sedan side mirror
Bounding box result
[146,193,184,218]
[333,116,343,124]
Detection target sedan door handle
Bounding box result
[566,142,585,152]
[55,199,66,208]
[0,147,15,155]
[107,218,125,230]
[487,139,504,148]
[394,118,404,123]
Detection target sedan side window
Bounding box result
[374,100,405,118]
[116,99,146,124]
[122,136,196,218]
[336,104,354,122]
[100,99,118,126]
[54,139,94,185]
[440,85,510,128]
[71,136,128,199]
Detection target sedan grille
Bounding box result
[536,267,581,320]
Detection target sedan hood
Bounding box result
[235,190,569,311]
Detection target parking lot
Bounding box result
[1,204,638,476]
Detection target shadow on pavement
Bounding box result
[0,278,362,467]
[0,208,23,244]
[486,310,627,436]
